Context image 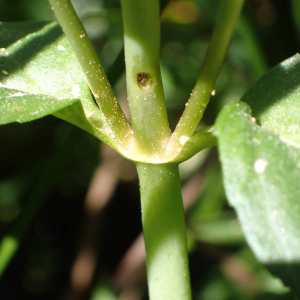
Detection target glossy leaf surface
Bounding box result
[242,54,300,145]
[0,87,76,123]
[215,101,300,296]
[0,22,116,146]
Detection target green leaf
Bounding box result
[0,22,116,147]
[214,101,300,296]
[242,54,300,146]
[0,87,77,123]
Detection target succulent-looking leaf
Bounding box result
[215,55,300,295]
[0,21,117,149]
[242,54,300,146]
[0,87,76,123]
[215,101,300,296]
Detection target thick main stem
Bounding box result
[136,163,192,300]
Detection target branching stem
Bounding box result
[170,0,245,148]
[48,0,131,145]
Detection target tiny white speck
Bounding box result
[211,89,216,96]
[72,85,81,98]
[179,136,189,146]
[252,137,260,145]
[280,227,286,234]
[58,45,65,51]
[2,70,8,75]
[254,159,268,174]
[251,117,256,123]
[0,48,9,56]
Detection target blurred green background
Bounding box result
[0,0,299,299]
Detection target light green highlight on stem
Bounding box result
[48,0,132,145]
[0,236,18,276]
[291,0,300,31]
[136,163,192,300]
[121,0,170,155]
[171,0,245,147]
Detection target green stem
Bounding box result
[170,0,245,148]
[136,163,192,300]
[48,0,131,145]
[120,0,170,155]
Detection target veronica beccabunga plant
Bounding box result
[1,0,300,299]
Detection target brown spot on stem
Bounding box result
[136,73,152,90]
